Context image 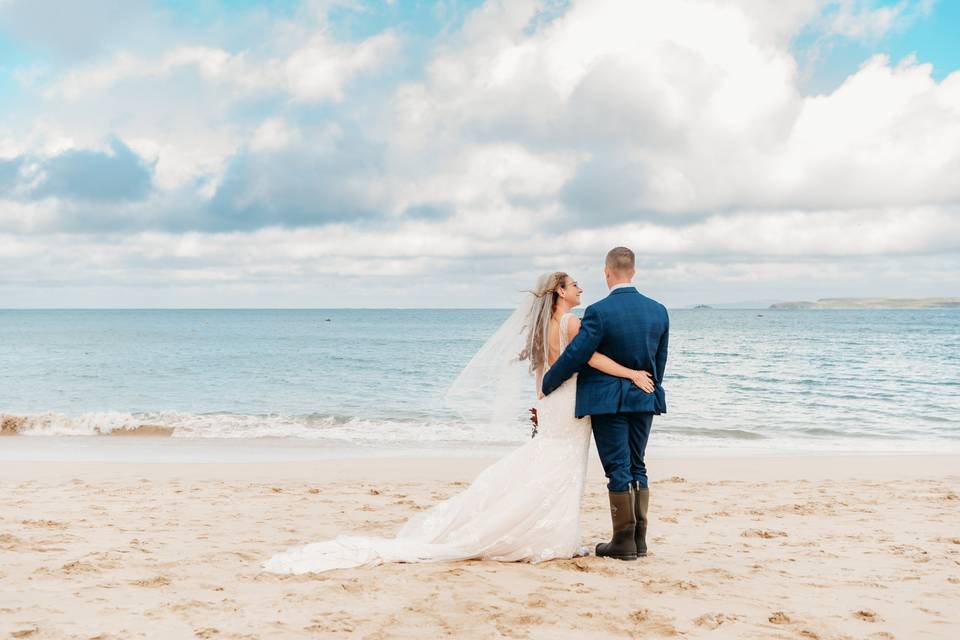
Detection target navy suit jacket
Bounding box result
[541,287,669,418]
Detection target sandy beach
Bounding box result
[1,451,958,639]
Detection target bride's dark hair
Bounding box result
[518,271,568,374]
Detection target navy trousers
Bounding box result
[591,412,654,492]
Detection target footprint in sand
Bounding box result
[853,609,881,622]
[742,529,788,539]
[131,575,172,587]
[641,578,699,594]
[696,567,738,582]
[785,502,820,515]
[60,560,100,574]
[305,613,356,633]
[20,519,68,529]
[339,578,363,593]
[564,558,618,575]
[768,611,791,624]
[0,533,22,550]
[889,544,929,562]
[693,612,740,629]
[629,609,678,636]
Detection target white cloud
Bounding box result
[250,118,301,152]
[1,0,958,306]
[48,46,277,100]
[0,199,59,233]
[1,202,957,306]
[390,143,579,219]
[0,0,156,59]
[776,55,960,209]
[285,30,398,102]
[821,0,932,40]
[381,0,960,223]
[43,23,396,104]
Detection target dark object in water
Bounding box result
[325,318,332,322]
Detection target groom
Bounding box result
[541,247,669,561]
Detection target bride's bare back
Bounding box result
[546,315,568,367]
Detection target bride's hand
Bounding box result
[630,370,654,393]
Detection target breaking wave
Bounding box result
[0,411,524,445]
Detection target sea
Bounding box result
[1,308,958,460]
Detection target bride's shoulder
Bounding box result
[563,313,581,339]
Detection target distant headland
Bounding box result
[769,297,960,310]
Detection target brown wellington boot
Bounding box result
[595,486,637,561]
[633,482,649,557]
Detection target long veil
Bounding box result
[444,277,546,434]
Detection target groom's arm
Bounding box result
[654,310,669,385]
[541,305,603,396]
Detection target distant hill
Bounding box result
[770,297,960,310]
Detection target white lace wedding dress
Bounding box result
[263,314,592,574]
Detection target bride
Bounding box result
[263,272,653,573]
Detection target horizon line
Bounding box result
[0,306,920,312]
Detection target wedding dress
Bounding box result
[263,313,592,574]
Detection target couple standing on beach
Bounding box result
[265,246,669,573]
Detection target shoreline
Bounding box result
[2,434,958,465]
[3,451,960,482]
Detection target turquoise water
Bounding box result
[1,309,958,452]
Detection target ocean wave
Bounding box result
[660,426,766,441]
[1,412,175,437]
[0,411,524,444]
[3,410,956,451]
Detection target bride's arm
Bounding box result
[535,365,545,400]
[566,316,654,393]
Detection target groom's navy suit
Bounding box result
[541,286,669,492]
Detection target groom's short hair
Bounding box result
[606,246,635,273]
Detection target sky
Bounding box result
[0,0,958,308]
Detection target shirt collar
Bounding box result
[608,282,636,295]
